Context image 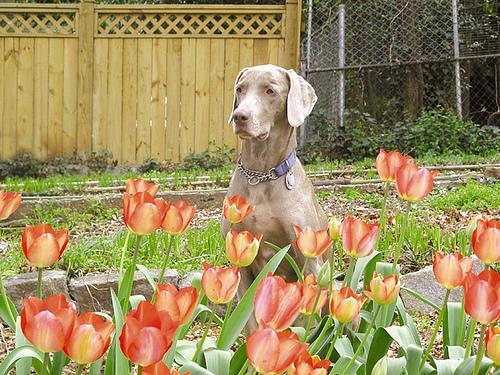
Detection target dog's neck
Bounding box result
[240,119,297,172]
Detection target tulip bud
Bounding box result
[342,216,379,258]
[287,351,331,375]
[0,190,22,220]
[201,263,240,305]
[316,261,331,288]
[485,325,500,366]
[329,287,366,323]
[125,178,158,196]
[223,195,253,224]
[301,274,328,315]
[161,200,196,234]
[225,229,262,267]
[122,192,167,235]
[463,270,500,325]
[328,217,342,241]
[22,224,69,268]
[155,284,199,326]
[364,273,400,305]
[471,219,499,266]
[293,225,332,258]
[432,252,473,290]
[375,149,412,182]
[395,163,438,202]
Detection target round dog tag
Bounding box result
[285,170,295,190]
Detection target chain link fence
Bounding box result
[301,0,500,158]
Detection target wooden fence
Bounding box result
[0,1,301,163]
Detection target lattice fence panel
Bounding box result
[96,12,283,37]
[0,11,77,36]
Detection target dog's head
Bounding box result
[229,64,317,141]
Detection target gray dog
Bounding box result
[221,65,329,323]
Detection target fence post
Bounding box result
[77,0,95,155]
[452,0,463,120]
[299,0,314,148]
[284,0,301,70]
[338,4,346,127]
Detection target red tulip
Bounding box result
[0,190,22,220]
[125,178,158,196]
[485,325,500,366]
[375,149,412,182]
[223,195,253,224]
[143,362,187,375]
[120,301,179,367]
[328,217,342,241]
[21,224,68,268]
[64,312,114,365]
[395,163,438,202]
[432,252,473,290]
[154,284,199,326]
[201,263,240,304]
[365,273,400,305]
[472,219,499,265]
[123,192,167,235]
[293,225,332,258]
[21,294,76,353]
[246,328,307,375]
[161,200,196,234]
[301,274,328,315]
[254,275,303,331]
[341,216,379,258]
[329,287,366,323]
[288,351,331,375]
[463,270,500,324]
[225,229,262,267]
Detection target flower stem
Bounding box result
[193,311,214,362]
[218,298,233,346]
[343,257,357,288]
[123,235,142,313]
[419,289,450,371]
[391,201,411,274]
[137,364,142,375]
[464,318,477,359]
[37,268,43,299]
[342,305,381,375]
[473,324,487,375]
[304,288,323,341]
[151,234,175,303]
[301,258,309,276]
[118,230,131,281]
[329,242,337,297]
[76,364,84,375]
[40,352,50,375]
[236,359,250,375]
[379,182,390,256]
[326,322,345,359]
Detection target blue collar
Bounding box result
[236,149,297,185]
[274,149,296,177]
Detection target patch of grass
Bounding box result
[427,180,500,211]
[342,187,383,208]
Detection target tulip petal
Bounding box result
[126,327,169,367]
[24,311,65,353]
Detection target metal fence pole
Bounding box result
[452,0,463,119]
[300,0,314,147]
[338,4,346,127]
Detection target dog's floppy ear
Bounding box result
[228,68,249,124]
[286,69,317,127]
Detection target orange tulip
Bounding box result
[223,194,253,224]
[485,325,500,366]
[0,190,22,220]
[293,225,332,258]
[154,284,199,326]
[201,263,240,304]
[21,294,77,353]
[365,273,400,305]
[301,274,328,315]
[375,149,412,182]
[288,351,331,375]
[161,200,196,234]
[125,178,158,196]
[341,216,379,258]
[21,224,68,268]
[246,328,308,375]
[123,192,167,235]
[254,275,303,331]
[329,287,366,323]
[395,163,438,202]
[143,362,187,375]
[225,229,262,267]
[64,312,114,365]
[328,217,342,241]
[463,270,500,324]
[472,219,499,265]
[432,252,473,290]
[120,301,179,367]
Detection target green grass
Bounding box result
[426,180,500,211]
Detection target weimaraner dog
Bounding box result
[221,64,328,325]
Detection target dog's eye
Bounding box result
[236,87,242,94]
[266,88,275,95]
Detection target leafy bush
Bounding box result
[180,142,237,171]
[299,107,500,163]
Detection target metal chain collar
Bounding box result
[236,156,279,186]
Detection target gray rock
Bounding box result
[65,164,90,176]
[69,269,179,313]
[400,256,483,315]
[179,271,202,289]
[4,270,70,311]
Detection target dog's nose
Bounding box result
[232,109,250,125]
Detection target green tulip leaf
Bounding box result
[0,345,46,375]
[136,264,157,293]
[443,302,466,352]
[229,344,247,375]
[180,360,215,375]
[453,356,494,375]
[50,351,70,375]
[0,277,18,330]
[89,357,104,375]
[204,348,232,375]
[349,251,380,291]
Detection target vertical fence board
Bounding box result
[208,39,225,147]
[0,39,4,159]
[223,39,240,150]
[33,38,49,159]
[107,38,123,161]
[253,39,269,66]
[180,38,196,158]
[151,39,167,161]
[268,39,279,65]
[136,39,153,163]
[17,38,34,154]
[63,39,78,155]
[2,38,18,159]
[165,39,181,162]
[48,39,64,155]
[121,39,138,164]
[194,39,210,153]
[92,39,109,153]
